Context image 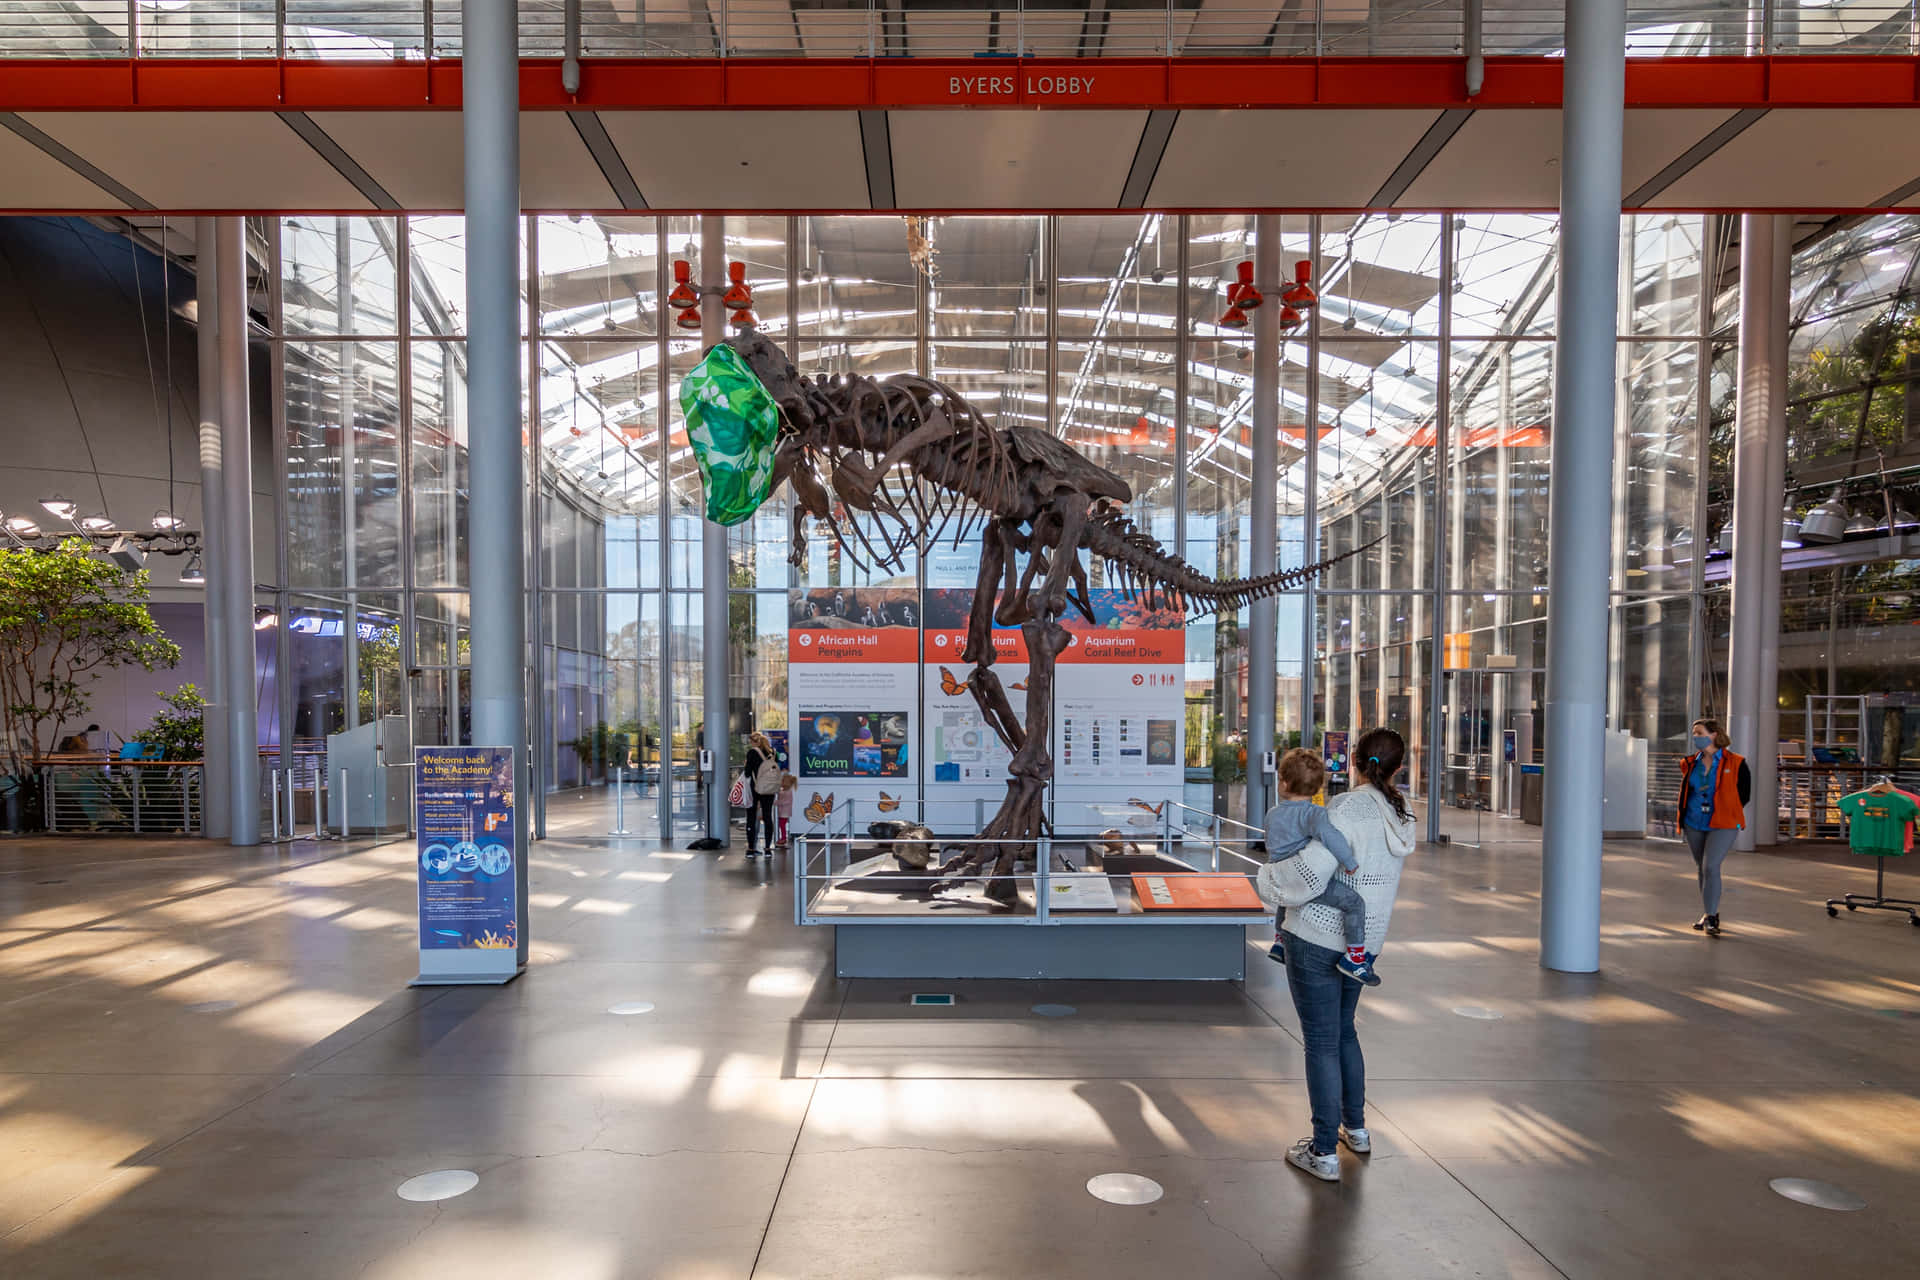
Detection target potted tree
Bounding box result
[0,539,181,831]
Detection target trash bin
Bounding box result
[1519,764,1544,826]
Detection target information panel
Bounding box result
[413,745,522,985]
[789,585,920,831]
[921,587,1029,830]
[1053,588,1185,828]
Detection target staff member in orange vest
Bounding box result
[1678,718,1750,936]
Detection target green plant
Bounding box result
[139,683,207,761]
[0,540,180,777]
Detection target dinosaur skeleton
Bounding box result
[718,329,1374,904]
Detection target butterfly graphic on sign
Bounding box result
[803,792,835,825]
[938,665,970,696]
[877,791,901,813]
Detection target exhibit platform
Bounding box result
[796,830,1271,979]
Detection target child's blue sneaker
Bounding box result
[1337,954,1382,987]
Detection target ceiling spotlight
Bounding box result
[255,611,279,630]
[151,510,185,531]
[79,515,115,532]
[1150,268,1166,284]
[40,496,77,521]
[178,552,205,584]
[6,515,42,538]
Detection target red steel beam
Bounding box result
[3,56,1920,112]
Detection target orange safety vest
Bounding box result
[1679,749,1746,831]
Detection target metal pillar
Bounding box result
[701,216,731,844]
[1540,0,1625,974]
[215,219,261,846]
[1247,214,1281,824]
[463,0,529,958]
[195,217,229,840]
[1732,214,1791,847]
[1300,216,1320,749]
[1426,225,1454,843]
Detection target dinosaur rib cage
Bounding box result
[786,372,1017,572]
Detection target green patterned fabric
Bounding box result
[680,342,780,527]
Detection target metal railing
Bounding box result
[794,823,1266,925]
[1776,762,1920,840]
[41,759,203,835]
[4,2,1919,62]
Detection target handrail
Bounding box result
[4,3,1919,63]
[793,824,1267,925]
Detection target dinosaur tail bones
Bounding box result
[1082,506,1384,616]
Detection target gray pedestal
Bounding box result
[833,923,1249,980]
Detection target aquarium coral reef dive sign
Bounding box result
[413,745,522,986]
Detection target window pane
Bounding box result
[536,215,659,339]
[280,216,398,337]
[411,340,468,589]
[1056,215,1178,341]
[285,340,402,588]
[795,216,919,337]
[928,216,1046,340]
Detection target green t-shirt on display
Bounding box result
[1837,790,1919,857]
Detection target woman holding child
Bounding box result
[1262,728,1417,1185]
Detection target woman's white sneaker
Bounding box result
[1339,1126,1371,1154]
[1287,1137,1340,1182]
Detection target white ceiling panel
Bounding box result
[21,112,371,211]
[599,110,867,210]
[307,111,615,210]
[1150,109,1441,209]
[891,111,1147,209]
[1653,109,1920,209]
[1397,108,1736,208]
[0,125,128,210]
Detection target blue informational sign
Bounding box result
[1503,729,1517,763]
[415,745,518,956]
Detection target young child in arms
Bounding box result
[1264,748,1378,986]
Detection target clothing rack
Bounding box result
[1826,780,1920,926]
[1825,858,1920,926]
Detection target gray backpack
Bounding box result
[753,754,780,795]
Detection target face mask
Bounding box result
[1692,735,1713,751]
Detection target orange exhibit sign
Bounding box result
[1130,873,1265,912]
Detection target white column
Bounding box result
[1540,0,1625,974]
[1247,214,1281,823]
[1732,214,1792,847]
[195,217,229,840]
[215,219,260,845]
[701,216,732,845]
[463,0,529,958]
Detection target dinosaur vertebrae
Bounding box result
[1081,506,1376,616]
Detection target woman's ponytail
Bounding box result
[1352,727,1410,823]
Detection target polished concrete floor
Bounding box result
[2,817,1917,1278]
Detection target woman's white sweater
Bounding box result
[1279,783,1417,956]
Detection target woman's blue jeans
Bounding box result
[1284,935,1367,1155]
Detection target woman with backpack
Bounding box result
[742,732,780,858]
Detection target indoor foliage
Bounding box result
[0,540,181,778]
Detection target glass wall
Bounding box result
[273,211,1711,836]
[1705,214,1920,781]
